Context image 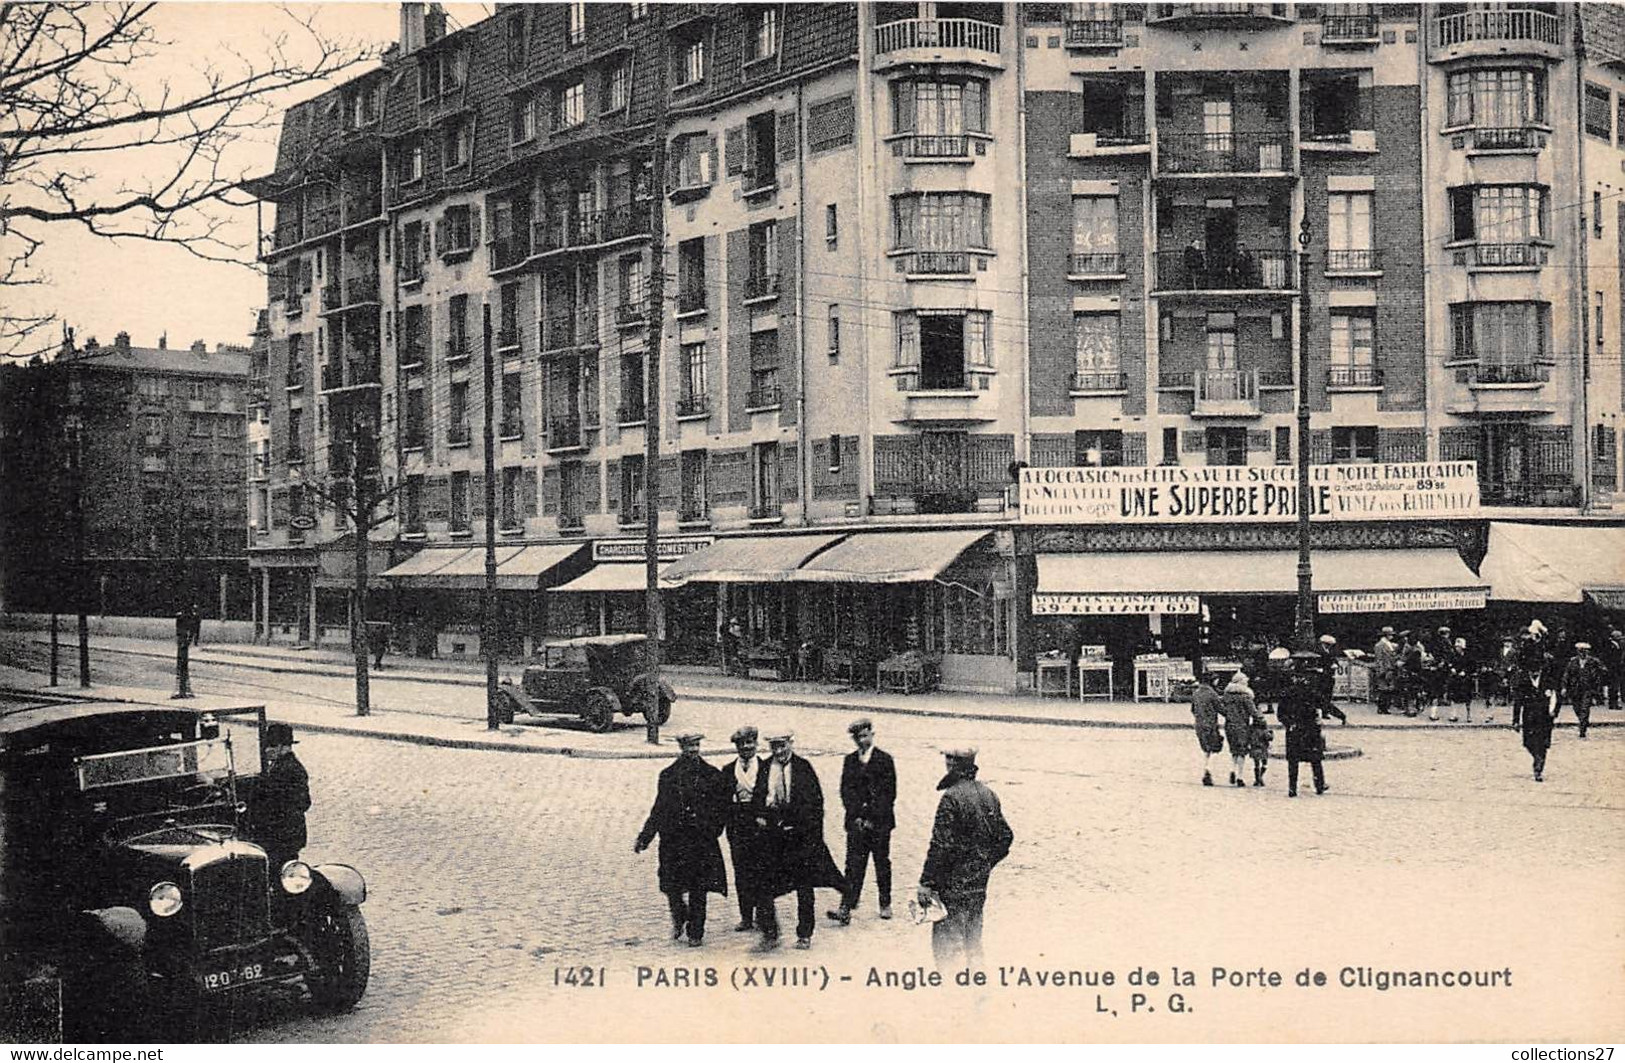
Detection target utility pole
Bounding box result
[643,11,670,746]
[65,365,89,687]
[351,408,373,717]
[482,303,500,730]
[1294,216,1315,651]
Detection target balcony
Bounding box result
[1446,362,1557,416]
[442,337,469,363]
[1320,13,1378,44]
[500,415,524,439]
[1192,369,1263,417]
[1070,370,1129,394]
[1327,366,1383,390]
[399,257,425,286]
[617,400,647,425]
[402,431,427,452]
[542,313,592,353]
[1473,362,1551,385]
[1467,243,1547,269]
[1064,19,1124,48]
[1068,252,1125,278]
[899,134,970,160]
[677,287,707,316]
[343,192,383,224]
[547,415,584,451]
[1153,249,1295,293]
[618,504,647,527]
[1149,4,1288,27]
[1469,126,1544,152]
[902,250,972,276]
[447,426,472,447]
[748,500,782,522]
[1156,132,1292,176]
[616,300,647,328]
[742,168,778,197]
[1326,249,1382,274]
[489,235,529,273]
[320,358,381,394]
[873,18,1003,69]
[571,204,653,249]
[1430,9,1562,62]
[322,275,379,314]
[745,383,782,411]
[496,326,521,351]
[676,393,709,418]
[745,270,781,302]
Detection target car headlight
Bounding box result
[148,882,183,917]
[279,860,313,895]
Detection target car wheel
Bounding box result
[305,902,370,1014]
[643,692,672,727]
[584,687,619,733]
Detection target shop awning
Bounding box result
[792,530,991,583]
[661,533,847,584]
[552,563,676,594]
[496,544,587,590]
[380,547,472,583]
[381,543,586,590]
[1035,549,1486,613]
[1479,522,1625,604]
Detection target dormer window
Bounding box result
[443,118,471,169]
[747,7,779,62]
[555,81,586,131]
[567,1,587,46]
[674,36,706,89]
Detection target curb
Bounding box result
[269,718,732,760]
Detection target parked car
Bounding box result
[0,691,369,1041]
[497,633,674,732]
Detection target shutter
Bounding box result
[270,487,289,528]
[777,111,798,160]
[1310,429,1333,464]
[541,467,559,515]
[780,444,798,501]
[1378,427,1426,463]
[1248,429,1273,453]
[421,226,432,265]
[1029,433,1072,468]
[470,473,486,519]
[659,456,680,508]
[1122,431,1147,467]
[705,135,719,184]
[711,448,749,506]
[584,462,602,513]
[666,141,680,191]
[1181,429,1206,453]
[1438,426,1479,463]
[522,467,539,516]
[471,207,482,247]
[425,475,451,521]
[268,267,288,303]
[725,126,746,175]
[810,439,830,498]
[605,459,621,512]
[873,435,920,493]
[893,82,914,133]
[1528,425,1573,481]
[434,217,447,255]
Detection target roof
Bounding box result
[61,345,250,379]
[794,530,991,584]
[0,697,210,737]
[1580,4,1625,66]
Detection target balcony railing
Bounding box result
[1152,3,1286,21]
[749,500,782,520]
[677,393,709,417]
[1154,249,1295,291]
[344,192,383,222]
[547,415,583,449]
[542,315,577,352]
[532,218,566,256]
[320,283,342,312]
[321,363,342,391]
[402,431,427,451]
[1432,9,1561,49]
[618,400,647,424]
[678,287,706,314]
[1326,249,1381,272]
[1194,368,1261,413]
[901,134,970,158]
[745,270,781,300]
[1472,126,1540,151]
[1471,362,1551,385]
[489,235,529,272]
[1321,13,1377,41]
[1157,131,1292,174]
[746,383,783,410]
[500,416,524,439]
[1070,370,1128,393]
[678,500,708,523]
[616,300,647,326]
[559,511,586,531]
[1065,19,1124,46]
[743,167,778,193]
[443,337,468,362]
[1327,366,1383,388]
[1069,252,1124,276]
[875,17,1002,55]
[903,250,971,275]
[619,504,646,526]
[496,326,521,350]
[399,257,424,284]
[1470,243,1545,268]
[344,275,379,305]
[447,426,472,446]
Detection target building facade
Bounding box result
[246,2,1624,691]
[0,331,252,620]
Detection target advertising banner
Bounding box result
[1019,462,1481,524]
[1031,593,1201,615]
[1317,588,1489,614]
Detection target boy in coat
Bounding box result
[634,731,728,946]
[828,718,897,926]
[752,731,844,950]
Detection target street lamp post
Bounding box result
[1294,216,1315,651]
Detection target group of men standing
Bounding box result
[634,719,1013,971]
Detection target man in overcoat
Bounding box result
[1371,626,1400,715]
[1277,652,1329,798]
[722,725,764,931]
[752,731,843,950]
[634,730,728,946]
[1605,629,1625,712]
[1561,642,1605,740]
[828,718,897,926]
[918,746,1014,974]
[246,722,310,872]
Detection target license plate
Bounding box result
[198,961,269,992]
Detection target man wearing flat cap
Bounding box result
[752,731,843,950]
[919,746,1013,973]
[634,731,728,946]
[245,722,310,873]
[1561,641,1603,740]
[1371,626,1399,716]
[828,718,897,926]
[723,726,765,932]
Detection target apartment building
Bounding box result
[246,2,1622,693]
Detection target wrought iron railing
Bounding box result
[904,250,971,275]
[902,134,970,158]
[1154,249,1294,290]
[1065,18,1123,45]
[1070,370,1128,393]
[547,415,582,449]
[1327,366,1383,388]
[1321,13,1377,41]
[1068,252,1123,275]
[875,17,1002,54]
[1157,131,1292,173]
[1472,362,1550,385]
[1326,249,1381,272]
[1471,243,1544,268]
[1472,126,1539,150]
[1432,8,1560,48]
[746,383,782,409]
[618,400,647,424]
[745,270,781,300]
[676,393,709,417]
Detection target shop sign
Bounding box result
[1316,588,1488,614]
[1031,593,1200,615]
[592,536,714,563]
[1585,588,1625,610]
[1018,462,1481,525]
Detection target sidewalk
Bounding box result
[25,631,1587,737]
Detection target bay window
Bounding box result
[1450,302,1549,366]
[891,78,988,138]
[1446,69,1545,128]
[895,310,993,390]
[891,192,990,273]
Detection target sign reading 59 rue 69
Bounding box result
[1018,461,1481,524]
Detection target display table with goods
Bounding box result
[876,649,940,694]
[1035,653,1072,697]
[743,641,793,681]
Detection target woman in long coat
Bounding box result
[1219,672,1261,788]
[1277,653,1328,797]
[1189,674,1225,786]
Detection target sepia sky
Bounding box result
[20,2,488,353]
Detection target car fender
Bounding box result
[311,863,367,907]
[79,907,147,955]
[625,674,676,711]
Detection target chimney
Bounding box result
[114,331,131,354]
[158,332,167,350]
[84,336,99,351]
[191,340,208,357]
[399,2,425,55]
[425,3,447,44]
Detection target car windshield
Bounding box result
[75,737,235,792]
[548,645,589,668]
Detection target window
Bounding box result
[442,204,476,253]
[618,255,645,312]
[555,81,585,131]
[404,388,426,449]
[828,304,841,360]
[443,119,471,169]
[677,238,706,312]
[672,134,713,190]
[1332,426,1378,464]
[1075,430,1123,468]
[620,351,646,422]
[748,220,778,294]
[1451,185,1546,244]
[621,454,646,521]
[1072,196,1119,268]
[441,297,464,360]
[512,94,538,144]
[828,434,844,473]
[1073,314,1120,385]
[752,441,780,516]
[287,334,306,385]
[744,111,777,187]
[1205,312,1237,370]
[350,82,381,127]
[891,79,988,136]
[1585,83,1612,140]
[604,58,631,113]
[1162,426,1179,465]
[582,355,600,427]
[891,193,991,252]
[505,14,527,71]
[501,467,523,529]
[501,371,523,437]
[1202,97,1233,148]
[401,220,426,281]
[675,36,706,88]
[1597,290,1605,346]
[630,2,648,19]
[449,381,470,444]
[1329,313,1376,386]
[1327,192,1373,268]
[560,461,585,525]
[286,407,304,462]
[1450,302,1549,364]
[1274,426,1292,465]
[748,330,780,406]
[567,1,586,46]
[1206,427,1247,467]
[680,450,708,520]
[680,342,708,411]
[826,204,839,248]
[499,282,520,347]
[895,310,993,389]
[450,471,470,531]
[748,7,779,62]
[1446,69,1545,128]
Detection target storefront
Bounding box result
[311,536,394,648]
[248,545,316,645]
[379,543,587,659]
[544,537,712,656]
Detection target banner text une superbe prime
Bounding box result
[1018,462,1481,524]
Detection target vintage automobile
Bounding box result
[0,691,369,1041]
[497,633,674,732]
